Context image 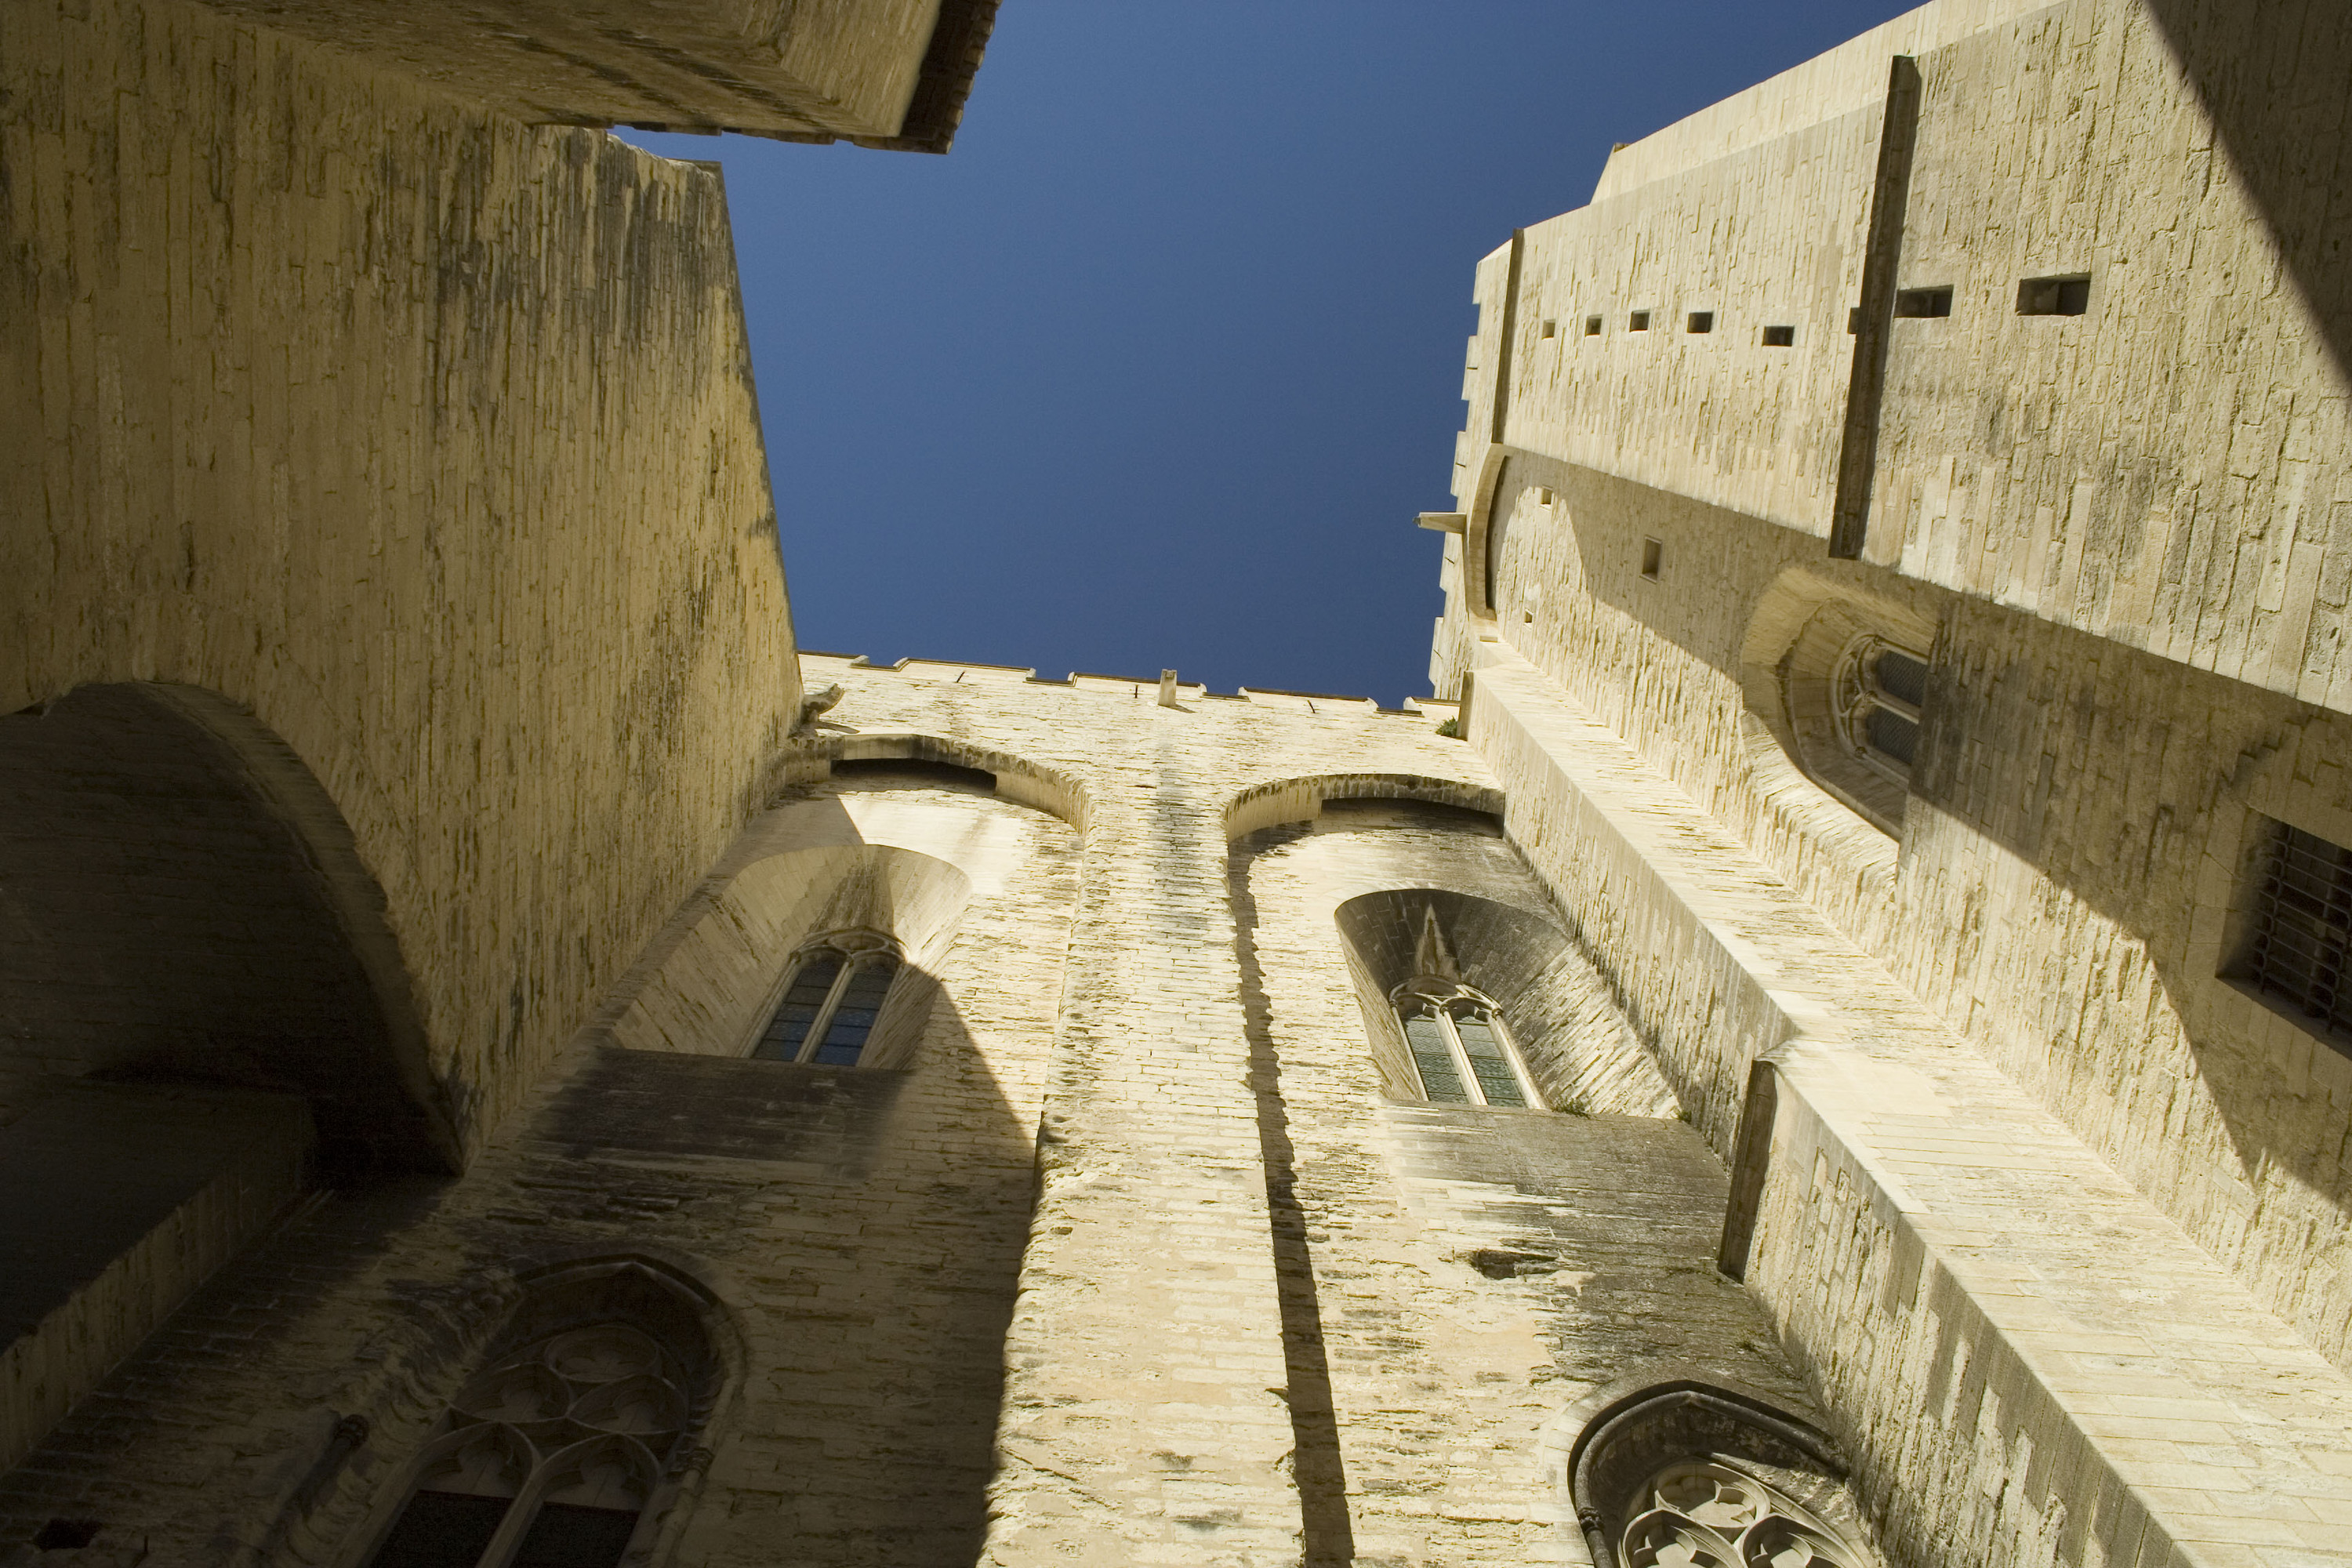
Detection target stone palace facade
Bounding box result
[1,1,2348,1566]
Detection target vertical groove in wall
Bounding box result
[1829,56,1920,559]
[1489,230,1527,448]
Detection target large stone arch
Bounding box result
[820,731,1090,830]
[0,682,457,1171]
[1222,771,1504,842]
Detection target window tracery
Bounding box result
[1391,979,1538,1109]
[1620,1458,1859,1568]
[1828,635,1927,786]
[752,929,902,1066]
[368,1320,705,1568]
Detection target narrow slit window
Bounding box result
[2242,822,2352,1044]
[2016,274,2090,316]
[1762,325,1795,347]
[1403,1011,1471,1104]
[1640,538,1663,580]
[1686,310,1714,333]
[753,931,902,1067]
[1392,983,1541,1109]
[1893,287,1953,318]
[814,953,898,1065]
[1450,1009,1527,1106]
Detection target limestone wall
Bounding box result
[178,0,996,149]
[0,771,1082,1567]
[1433,0,2352,1381]
[1463,0,2352,713]
[0,0,801,1154]
[1233,804,1828,1566]
[1450,438,2352,1381]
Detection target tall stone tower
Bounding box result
[0,2,2349,1568]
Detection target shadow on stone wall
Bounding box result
[2143,0,2352,389]
[1533,459,2352,1363]
[0,986,1039,1566]
[1226,847,1355,1568]
[0,683,453,1171]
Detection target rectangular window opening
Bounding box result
[1639,538,1662,580]
[1847,306,1860,335]
[2241,821,2352,1048]
[1762,324,1796,347]
[1583,315,1603,336]
[1539,318,1557,339]
[2016,274,2090,316]
[1628,310,1651,332]
[1686,310,1714,334]
[1893,286,1954,318]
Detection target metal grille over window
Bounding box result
[369,1322,702,1568]
[752,930,901,1067]
[1392,982,1540,1109]
[1832,635,1929,782]
[2247,822,2352,1040]
[1621,1459,1860,1568]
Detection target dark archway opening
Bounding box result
[0,683,453,1171]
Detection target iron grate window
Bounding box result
[2246,823,2352,1039]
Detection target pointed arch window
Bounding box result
[1392,980,1539,1109]
[368,1320,706,1568]
[752,929,901,1067]
[1830,634,1928,786]
[1621,1457,1861,1568]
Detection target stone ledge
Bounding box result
[1467,646,2352,1568]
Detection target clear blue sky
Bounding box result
[626,1,1911,705]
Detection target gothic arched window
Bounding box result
[368,1318,706,1568]
[1620,1457,1861,1568]
[1829,634,1928,786]
[1392,980,1538,1109]
[1570,1384,1883,1568]
[751,929,902,1066]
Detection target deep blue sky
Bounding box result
[627,2,1911,705]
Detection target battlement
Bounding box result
[800,652,1459,722]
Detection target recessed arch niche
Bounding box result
[1567,1381,1886,1568]
[0,682,455,1169]
[597,757,1076,1071]
[1335,886,1679,1117]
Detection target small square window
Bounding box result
[1639,538,1662,580]
[2016,274,2090,316]
[1540,319,1557,339]
[1893,287,1954,318]
[1628,310,1651,332]
[1534,487,1554,505]
[1583,316,1603,336]
[1686,311,1714,334]
[1762,325,1795,347]
[2236,819,2352,1053]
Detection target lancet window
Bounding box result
[1830,634,1928,784]
[1619,1457,1860,1568]
[1392,980,1537,1109]
[752,929,901,1066]
[367,1319,705,1568]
